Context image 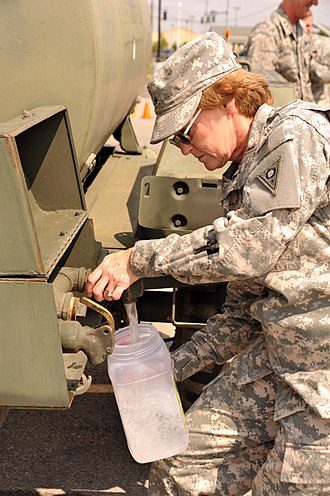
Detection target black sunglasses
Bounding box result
[169,108,202,148]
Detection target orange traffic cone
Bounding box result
[142,102,152,119]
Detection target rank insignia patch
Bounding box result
[257,156,281,195]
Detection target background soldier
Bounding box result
[244,0,318,102]
[86,32,330,496]
[302,9,330,105]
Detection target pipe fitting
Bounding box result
[52,267,92,319]
[58,319,114,365]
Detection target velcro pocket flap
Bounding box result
[281,443,330,484]
[282,370,330,419]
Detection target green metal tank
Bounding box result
[0,0,151,174]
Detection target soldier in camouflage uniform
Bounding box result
[85,32,330,495]
[303,10,330,105]
[309,35,330,104]
[244,0,318,102]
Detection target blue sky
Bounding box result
[149,0,330,33]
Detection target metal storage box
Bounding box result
[0,106,87,276]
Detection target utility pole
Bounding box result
[177,2,182,48]
[225,0,230,27]
[156,0,161,62]
[150,0,153,30]
[233,6,240,26]
[201,7,226,30]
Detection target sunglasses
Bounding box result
[169,108,202,148]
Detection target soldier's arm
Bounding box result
[309,36,330,84]
[130,119,329,285]
[244,21,279,72]
[171,280,264,382]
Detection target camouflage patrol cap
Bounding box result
[148,31,241,144]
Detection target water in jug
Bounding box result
[107,323,188,463]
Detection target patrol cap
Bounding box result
[148,31,241,144]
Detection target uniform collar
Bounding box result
[246,103,274,156]
[276,4,304,40]
[222,104,274,197]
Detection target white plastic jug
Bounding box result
[107,323,188,463]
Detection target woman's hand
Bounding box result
[84,248,140,301]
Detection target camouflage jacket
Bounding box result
[309,34,330,105]
[131,100,330,419]
[244,5,314,102]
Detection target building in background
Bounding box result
[151,25,251,58]
[211,25,252,54]
[152,26,199,57]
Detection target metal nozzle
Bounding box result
[122,279,144,303]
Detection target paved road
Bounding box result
[1,361,151,496]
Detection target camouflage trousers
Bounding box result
[148,340,330,495]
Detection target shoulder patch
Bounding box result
[257,156,281,195]
[248,140,301,216]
